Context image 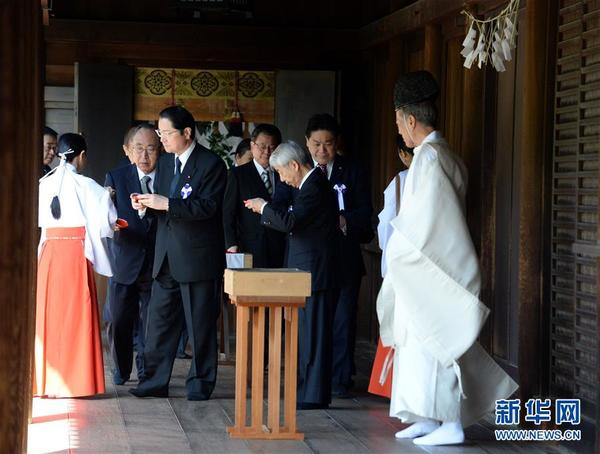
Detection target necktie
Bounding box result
[169,157,182,197]
[261,169,272,195]
[317,163,328,177]
[140,175,152,194]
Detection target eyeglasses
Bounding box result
[132,145,158,155]
[155,129,180,138]
[252,141,276,152]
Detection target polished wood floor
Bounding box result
[28,341,574,453]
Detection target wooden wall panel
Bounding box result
[550,0,599,450]
[441,36,463,154]
[0,1,42,452]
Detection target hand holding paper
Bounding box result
[136,193,169,211]
[244,198,267,214]
[131,193,144,210]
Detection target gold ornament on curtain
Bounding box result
[134,67,275,123]
[461,0,520,72]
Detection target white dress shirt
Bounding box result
[253,159,274,187]
[299,167,316,190]
[136,167,156,193]
[175,141,195,174]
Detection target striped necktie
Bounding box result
[261,169,272,195]
[140,175,152,194]
[317,163,328,177]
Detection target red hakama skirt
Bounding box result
[33,226,105,398]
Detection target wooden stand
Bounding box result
[224,269,311,441]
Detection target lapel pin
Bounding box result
[181,183,193,199]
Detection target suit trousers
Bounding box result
[331,280,361,391]
[297,288,336,406]
[139,258,220,399]
[108,275,151,382]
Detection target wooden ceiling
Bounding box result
[49,0,418,29]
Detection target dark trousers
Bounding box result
[108,275,151,382]
[139,259,220,399]
[177,325,189,357]
[331,281,361,391]
[297,288,335,406]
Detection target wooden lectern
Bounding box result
[224,268,311,440]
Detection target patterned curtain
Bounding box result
[134,67,275,123]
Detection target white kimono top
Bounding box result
[38,162,116,277]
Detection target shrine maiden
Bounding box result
[34,133,116,398]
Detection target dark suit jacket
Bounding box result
[261,170,338,291]
[153,144,227,283]
[271,155,373,285]
[329,155,374,284]
[223,161,285,268]
[105,164,157,285]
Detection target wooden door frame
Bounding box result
[0,1,43,452]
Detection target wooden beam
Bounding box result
[358,0,464,49]
[45,64,74,86]
[45,18,358,50]
[0,1,42,452]
[45,19,358,68]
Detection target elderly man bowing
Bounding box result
[245,141,338,410]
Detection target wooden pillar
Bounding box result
[461,27,484,257]
[423,24,442,83]
[517,0,550,402]
[0,0,43,452]
[382,35,406,189]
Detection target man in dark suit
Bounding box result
[104,123,160,385]
[245,141,338,409]
[42,126,58,177]
[305,114,374,397]
[223,123,285,268]
[129,106,227,400]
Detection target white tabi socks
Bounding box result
[394,420,440,439]
[413,421,465,446]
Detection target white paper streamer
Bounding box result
[460,0,520,73]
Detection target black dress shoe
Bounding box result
[128,388,168,398]
[296,402,329,410]
[331,388,353,399]
[176,352,192,359]
[112,370,130,386]
[187,393,210,401]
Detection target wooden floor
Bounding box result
[28,341,574,454]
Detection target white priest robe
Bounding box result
[377,131,518,426]
[377,169,408,277]
[38,162,116,276]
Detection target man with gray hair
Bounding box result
[245,141,338,410]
